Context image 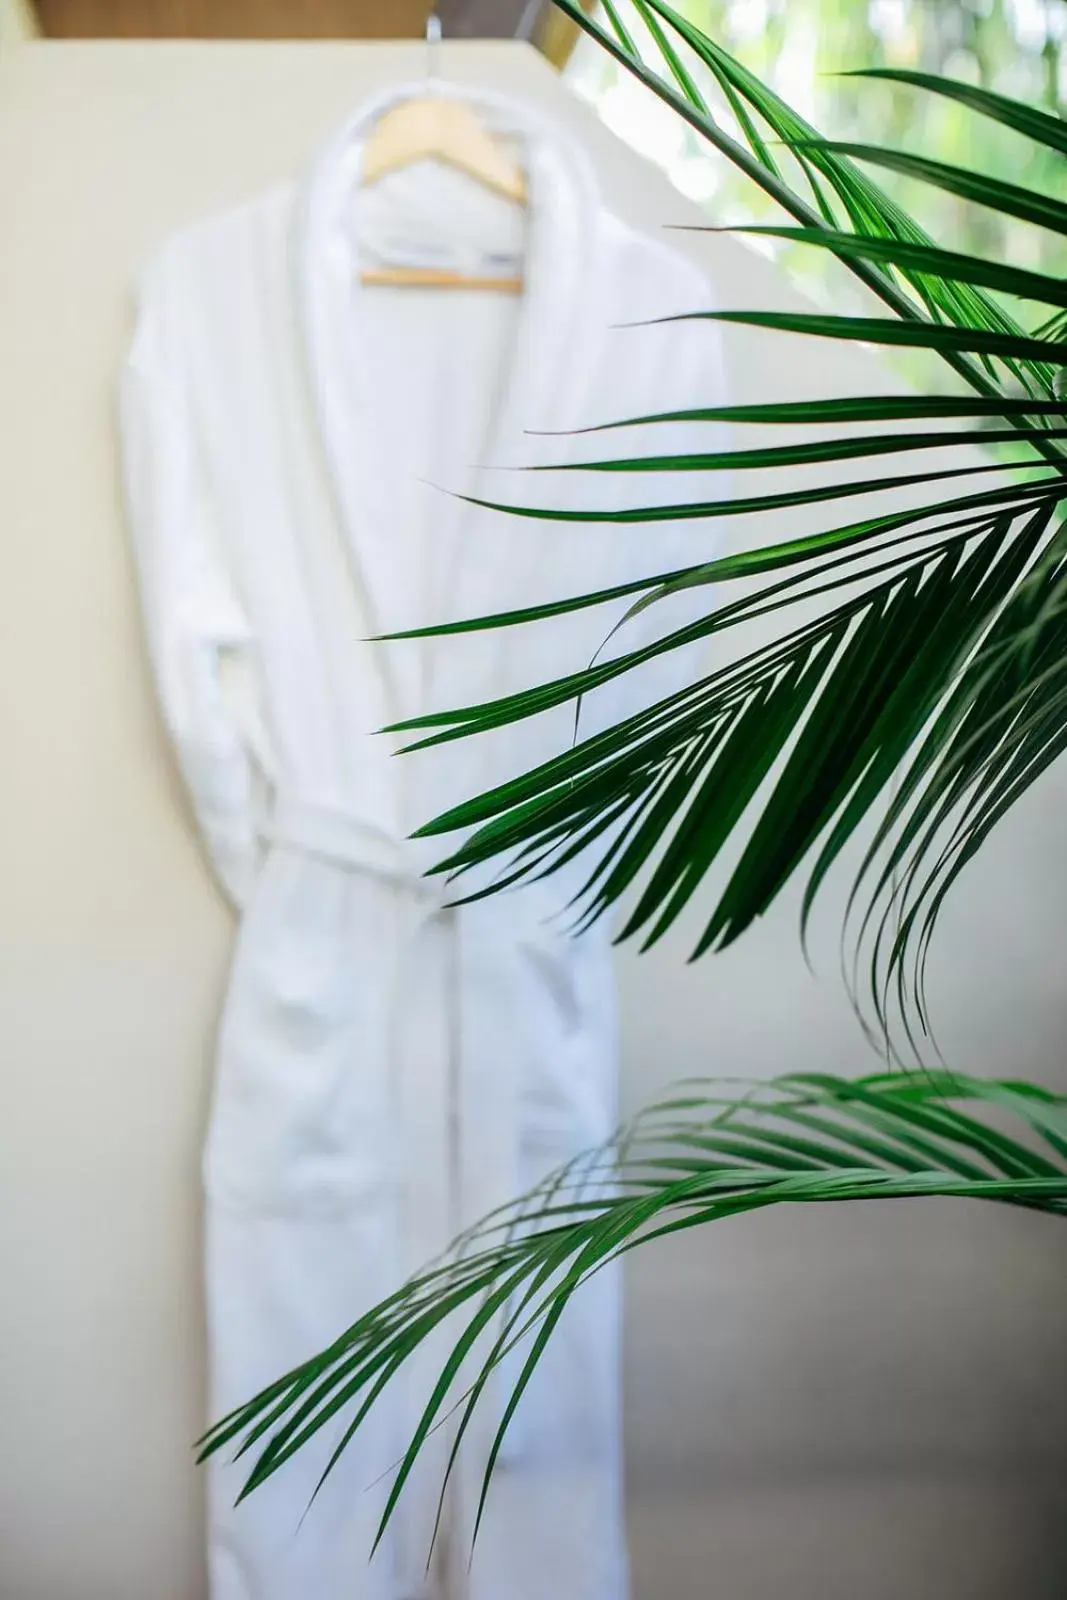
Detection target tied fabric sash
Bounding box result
[259,791,548,1475]
[264,795,448,904]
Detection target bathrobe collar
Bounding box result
[293,82,610,724]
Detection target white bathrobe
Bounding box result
[121,84,726,1600]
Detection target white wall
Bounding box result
[0,40,1064,1600]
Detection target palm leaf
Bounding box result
[617,0,1048,390]
[358,7,1067,1041]
[708,226,1067,311]
[846,69,1067,156]
[550,1,1020,398]
[201,1074,1067,1539]
[209,7,1067,1541]
[649,308,1063,371]
[553,396,1067,434]
[795,139,1067,239]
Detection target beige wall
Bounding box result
[0,41,1065,1600]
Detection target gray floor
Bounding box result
[630,1475,1067,1600]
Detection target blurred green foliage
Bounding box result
[569,0,1067,298]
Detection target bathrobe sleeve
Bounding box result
[120,289,267,911]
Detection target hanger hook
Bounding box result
[426,1,443,81]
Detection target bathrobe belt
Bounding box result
[261,789,538,1469]
[264,794,451,906]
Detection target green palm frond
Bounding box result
[200,1073,1067,1536]
[591,0,1050,393]
[845,69,1067,156]
[796,138,1067,239]
[362,1,1067,1043]
[704,226,1067,311]
[209,10,1067,1538]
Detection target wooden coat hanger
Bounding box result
[360,6,527,293]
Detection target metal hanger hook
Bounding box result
[426,2,443,82]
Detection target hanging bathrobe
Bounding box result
[121,83,727,1600]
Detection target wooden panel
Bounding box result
[33,0,586,53]
[35,0,431,37]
